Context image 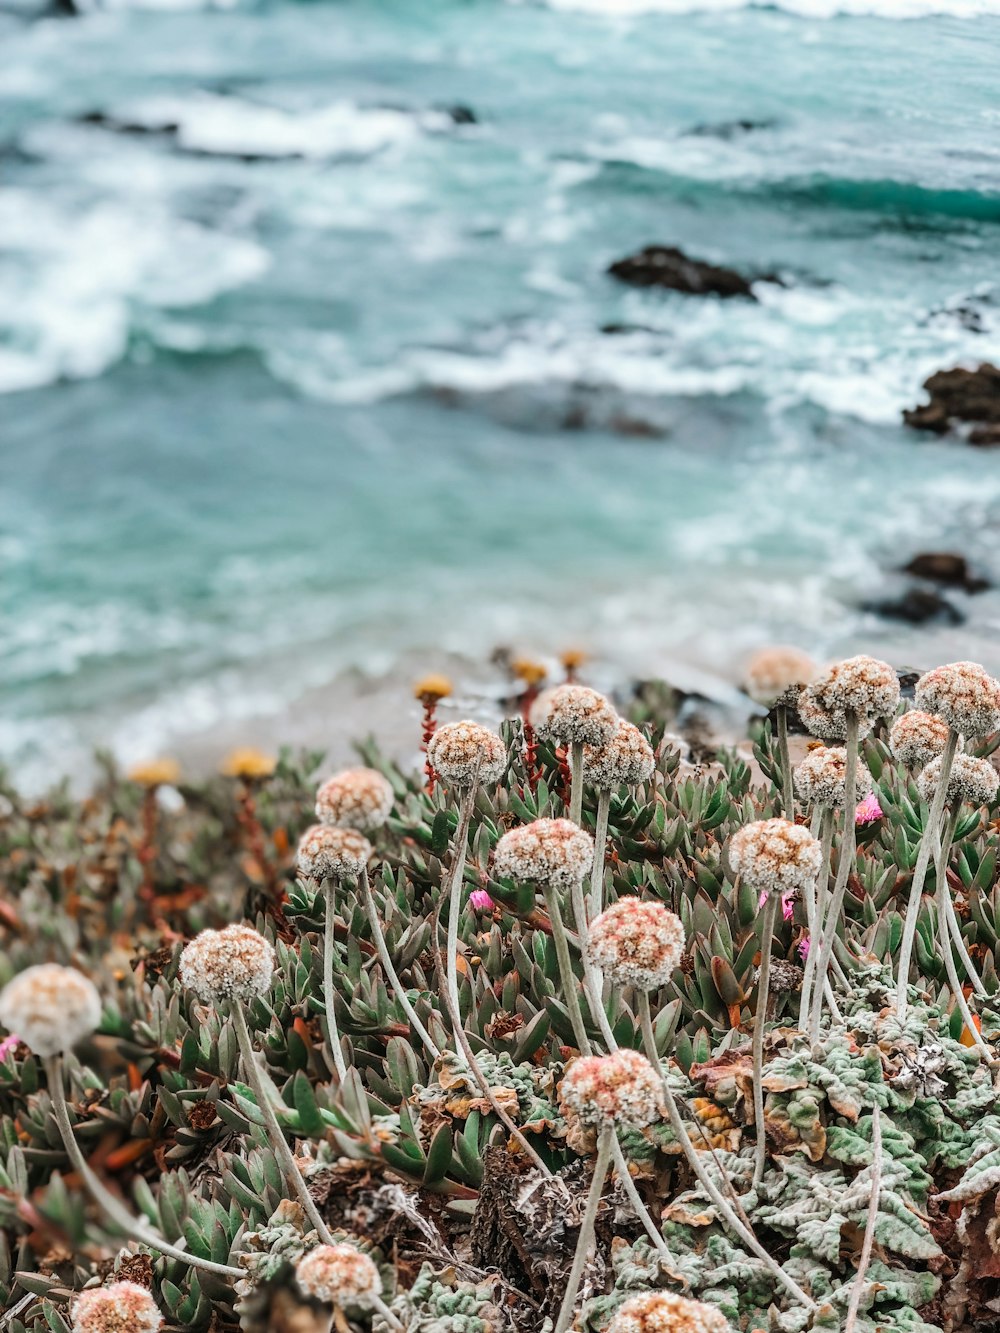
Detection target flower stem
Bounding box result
[231,1003,334,1244]
[935,825,996,1065]
[798,805,833,1030]
[553,1126,612,1333]
[371,1295,405,1332]
[322,879,349,1082]
[543,884,592,1055]
[360,865,441,1062]
[895,729,958,1022]
[445,784,477,1038]
[569,876,618,1052]
[936,812,988,998]
[776,705,794,819]
[844,1105,882,1333]
[45,1055,242,1278]
[588,789,611,919]
[609,1134,681,1274]
[751,889,778,1189]
[569,741,585,826]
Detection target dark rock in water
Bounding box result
[903,362,1000,437]
[685,117,780,140]
[608,245,757,299]
[78,110,180,136]
[901,551,990,592]
[445,105,477,124]
[864,587,964,626]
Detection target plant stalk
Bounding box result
[445,784,478,1039]
[543,883,592,1055]
[569,741,585,826]
[777,705,794,819]
[553,1126,612,1333]
[589,788,611,919]
[322,879,349,1082]
[609,1133,681,1274]
[751,889,778,1188]
[360,865,442,1062]
[844,1105,882,1333]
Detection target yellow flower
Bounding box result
[127,759,181,788]
[221,747,276,779]
[413,673,453,702]
[561,647,588,671]
[510,657,547,687]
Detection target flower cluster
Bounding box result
[179,924,276,1004]
[426,720,507,787]
[915,661,1000,738]
[316,768,394,832]
[889,709,951,769]
[744,646,816,706]
[799,655,899,738]
[0,965,101,1058]
[728,819,821,895]
[917,753,1000,808]
[295,1243,383,1307]
[560,1048,665,1130]
[529,684,617,745]
[586,898,684,990]
[798,691,874,743]
[72,1282,163,1333]
[493,818,594,891]
[793,745,874,809]
[583,719,655,789]
[606,1290,729,1333]
[296,824,372,880]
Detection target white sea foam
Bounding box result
[522,0,997,17]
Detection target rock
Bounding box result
[863,587,964,626]
[901,552,990,593]
[607,245,757,299]
[685,117,780,140]
[445,105,477,124]
[903,363,1000,436]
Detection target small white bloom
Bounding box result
[72,1281,163,1333]
[918,753,999,808]
[0,965,101,1058]
[560,1049,665,1131]
[729,818,821,896]
[583,719,655,789]
[586,898,684,990]
[493,818,594,892]
[529,684,617,746]
[316,768,394,832]
[794,745,874,809]
[606,1289,729,1333]
[179,924,276,1004]
[296,824,371,881]
[295,1243,382,1307]
[426,720,507,787]
[915,661,1000,739]
[889,709,951,769]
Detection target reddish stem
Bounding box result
[137,788,158,900]
[421,697,439,794]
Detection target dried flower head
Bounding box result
[179,924,276,1004]
[0,965,101,1058]
[528,684,617,746]
[426,720,506,786]
[221,747,276,779]
[915,661,1000,738]
[917,754,1000,808]
[793,745,874,808]
[296,824,371,881]
[889,709,951,768]
[745,646,817,706]
[800,655,900,736]
[295,1243,382,1307]
[127,758,181,787]
[72,1282,164,1333]
[606,1289,729,1333]
[316,768,394,832]
[798,690,875,742]
[583,719,655,789]
[560,1048,665,1130]
[728,818,822,895]
[493,818,594,891]
[414,673,453,702]
[586,898,684,990]
[511,657,548,687]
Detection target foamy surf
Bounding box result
[518,0,997,17]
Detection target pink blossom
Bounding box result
[855,791,883,825]
[0,1034,19,1062]
[469,889,494,912]
[759,889,795,921]
[797,936,810,961]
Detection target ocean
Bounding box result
[3,0,1000,787]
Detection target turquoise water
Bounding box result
[4,0,1000,783]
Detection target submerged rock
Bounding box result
[903,362,1000,440]
[607,245,758,299]
[901,552,990,593]
[863,586,964,626]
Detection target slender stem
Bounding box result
[636,997,815,1312]
[445,784,478,1037]
[553,1126,612,1333]
[936,813,987,998]
[798,806,834,1030]
[895,729,958,1021]
[231,1004,334,1244]
[844,1105,882,1333]
[360,865,442,1062]
[45,1055,242,1279]
[777,705,794,819]
[569,741,585,826]
[809,713,859,1046]
[589,789,611,919]
[752,890,778,1189]
[609,1134,680,1272]
[322,880,349,1082]
[543,883,592,1055]
[570,876,618,1052]
[371,1295,404,1333]
[936,835,995,1065]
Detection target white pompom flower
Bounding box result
[72,1282,164,1333]
[426,720,506,787]
[179,924,276,1004]
[295,1243,382,1308]
[889,709,951,769]
[586,898,684,990]
[583,719,655,789]
[606,1289,729,1333]
[728,818,822,896]
[794,745,874,809]
[915,661,1000,739]
[0,965,102,1059]
[917,753,1000,808]
[296,824,371,881]
[316,768,394,832]
[528,684,617,746]
[744,646,817,706]
[799,655,899,737]
[493,818,594,892]
[560,1049,665,1131]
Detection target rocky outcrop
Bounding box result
[863,587,964,626]
[901,552,990,593]
[608,245,759,299]
[903,363,1000,443]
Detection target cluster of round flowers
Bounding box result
[494,818,594,891]
[728,819,821,896]
[917,753,1000,808]
[793,745,874,809]
[529,684,617,746]
[72,1282,163,1333]
[296,824,372,881]
[586,898,684,990]
[315,768,394,833]
[179,924,276,1004]
[583,718,656,789]
[295,1242,383,1309]
[915,661,1000,739]
[560,1048,665,1131]
[606,1290,729,1333]
[799,655,899,740]
[426,720,507,787]
[0,964,102,1059]
[889,709,950,769]
[744,646,816,706]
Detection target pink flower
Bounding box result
[855,792,883,825]
[0,1034,19,1062]
[797,936,810,961]
[759,889,795,921]
[469,889,494,912]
